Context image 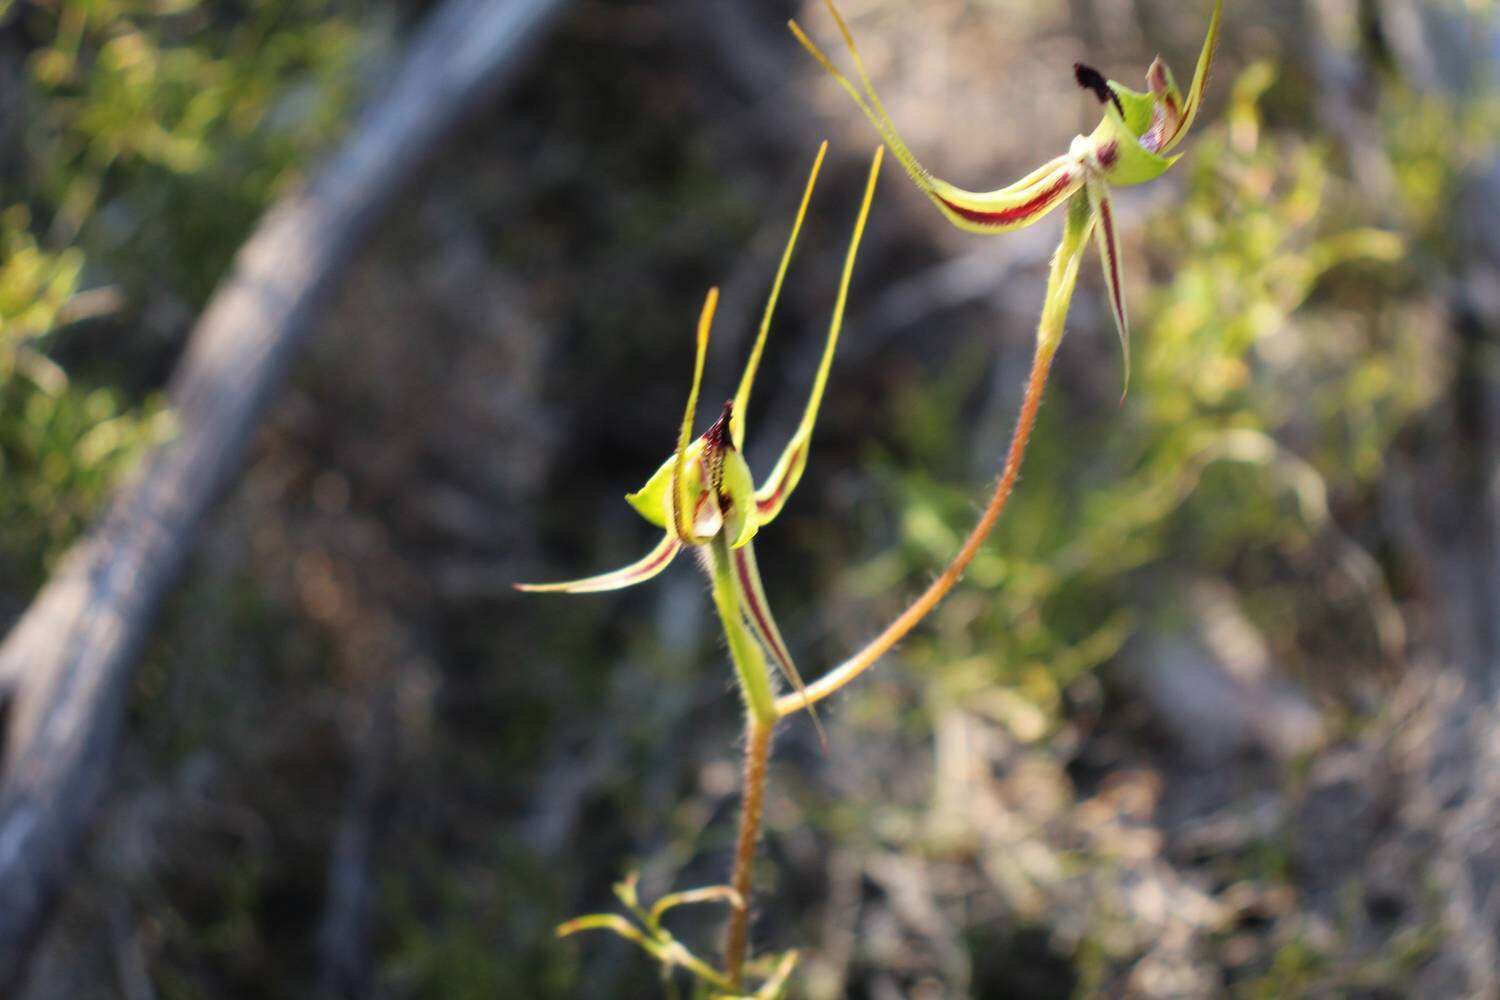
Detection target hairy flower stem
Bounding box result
[774,337,1060,718]
[704,534,780,987]
[724,716,773,989]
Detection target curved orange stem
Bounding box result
[775,339,1057,717]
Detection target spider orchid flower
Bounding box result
[790,0,1222,388]
[518,144,883,733]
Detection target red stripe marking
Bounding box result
[734,548,795,670]
[628,539,679,578]
[1098,197,1125,322]
[755,444,804,516]
[936,170,1074,228]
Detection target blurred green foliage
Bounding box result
[0,0,362,585]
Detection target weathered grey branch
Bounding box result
[0,0,568,986]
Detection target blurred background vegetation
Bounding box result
[3,0,1499,996]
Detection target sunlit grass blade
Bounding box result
[789,0,1077,234]
[514,533,682,594]
[732,142,828,451]
[672,288,719,541]
[1160,0,1222,154]
[754,145,881,524]
[731,540,825,747]
[1085,177,1130,395]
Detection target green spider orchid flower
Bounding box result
[790,0,1222,388]
[518,143,883,733]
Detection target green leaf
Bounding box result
[646,885,744,935]
[556,913,652,949]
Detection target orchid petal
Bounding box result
[730,539,826,745]
[671,289,718,542]
[1087,104,1180,186]
[1037,192,1096,355]
[721,446,760,549]
[790,1,1078,234]
[627,441,704,530]
[1141,58,1184,152]
[1105,79,1161,138]
[732,142,827,451]
[754,145,881,525]
[1085,177,1130,394]
[515,533,681,594]
[1159,0,1222,155]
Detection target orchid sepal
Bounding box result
[1158,0,1222,156]
[729,538,825,743]
[1084,176,1131,392]
[731,142,828,451]
[670,288,719,543]
[514,532,682,594]
[753,144,882,527]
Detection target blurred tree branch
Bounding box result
[0,0,568,987]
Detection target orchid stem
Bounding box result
[723,715,772,990]
[774,337,1059,718]
[704,535,780,988]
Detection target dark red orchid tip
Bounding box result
[704,400,734,493]
[1074,62,1124,118]
[705,400,734,451]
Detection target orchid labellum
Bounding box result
[519,143,883,738]
[790,0,1222,388]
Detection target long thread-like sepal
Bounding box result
[671,289,718,541]
[732,142,828,450]
[755,145,882,524]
